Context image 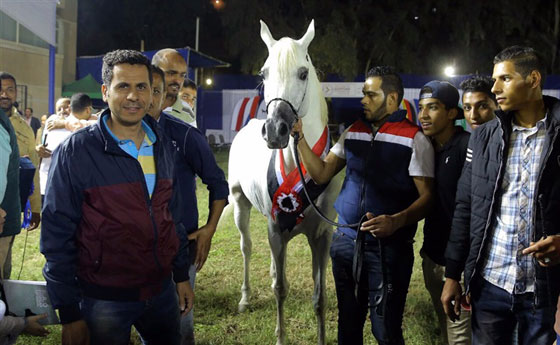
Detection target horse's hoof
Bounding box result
[238,302,249,313]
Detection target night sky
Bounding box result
[78,1,227,62]
[78,0,560,78]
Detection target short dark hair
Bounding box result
[150,65,166,86]
[366,66,404,104]
[70,93,92,113]
[183,79,196,89]
[0,72,17,87]
[102,49,152,86]
[460,75,497,104]
[493,46,546,87]
[25,107,33,113]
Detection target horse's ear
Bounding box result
[297,19,315,51]
[260,20,277,51]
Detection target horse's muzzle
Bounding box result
[262,101,296,149]
[262,120,290,148]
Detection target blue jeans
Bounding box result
[330,229,413,345]
[81,279,181,345]
[471,276,555,345]
[180,263,197,345]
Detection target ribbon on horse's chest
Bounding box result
[267,126,330,231]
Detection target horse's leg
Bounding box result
[307,228,331,345]
[270,252,276,279]
[268,222,288,345]
[231,184,253,313]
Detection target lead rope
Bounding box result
[292,132,376,301]
[292,132,362,229]
[17,230,29,280]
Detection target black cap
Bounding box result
[420,80,464,119]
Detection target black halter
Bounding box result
[264,77,309,119]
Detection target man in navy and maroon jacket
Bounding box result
[41,50,192,345]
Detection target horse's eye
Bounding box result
[298,68,308,81]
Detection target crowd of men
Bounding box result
[0,43,559,345]
[0,49,228,345]
[293,45,560,345]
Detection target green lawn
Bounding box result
[13,148,443,345]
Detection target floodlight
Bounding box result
[444,66,455,77]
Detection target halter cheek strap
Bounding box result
[264,77,309,119]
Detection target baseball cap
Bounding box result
[419,80,464,119]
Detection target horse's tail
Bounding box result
[217,195,235,229]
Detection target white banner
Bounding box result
[0,0,57,46]
[321,82,363,98]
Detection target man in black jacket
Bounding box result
[441,46,560,345]
[418,81,471,345]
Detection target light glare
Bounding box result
[444,66,455,77]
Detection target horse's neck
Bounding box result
[282,82,327,173]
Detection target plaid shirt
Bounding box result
[482,116,547,294]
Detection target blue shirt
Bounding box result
[102,116,157,197]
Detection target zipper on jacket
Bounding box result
[466,118,507,295]
[531,126,557,242]
[360,127,375,221]
[129,145,163,271]
[534,195,547,308]
[146,147,163,271]
[532,126,559,307]
[101,115,164,271]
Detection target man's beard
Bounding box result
[166,82,181,98]
[0,99,12,113]
[363,98,388,124]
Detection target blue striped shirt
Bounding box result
[102,117,157,197]
[482,116,547,294]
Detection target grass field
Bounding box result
[12,148,443,345]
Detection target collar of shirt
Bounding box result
[102,116,156,158]
[512,115,547,134]
[433,126,465,153]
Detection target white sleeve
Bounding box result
[330,127,349,159]
[408,131,434,177]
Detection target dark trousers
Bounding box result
[330,229,413,345]
[81,279,181,345]
[471,276,555,345]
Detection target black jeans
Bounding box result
[330,229,413,345]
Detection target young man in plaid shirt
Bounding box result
[441,46,560,345]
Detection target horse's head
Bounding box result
[259,20,316,149]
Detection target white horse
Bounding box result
[228,20,341,345]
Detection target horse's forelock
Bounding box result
[268,39,306,81]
